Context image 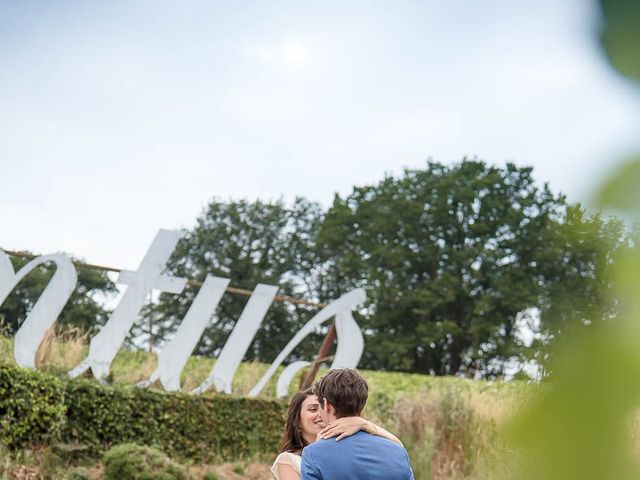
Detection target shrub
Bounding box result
[64,466,93,480]
[202,470,219,480]
[0,363,66,448]
[102,443,192,480]
[0,363,285,462]
[62,378,285,461]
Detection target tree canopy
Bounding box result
[317,161,636,376]
[148,197,326,362]
[2,160,635,379]
[0,255,116,335]
[147,160,635,378]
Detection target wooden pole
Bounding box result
[1,249,326,309]
[300,321,336,390]
[148,312,153,353]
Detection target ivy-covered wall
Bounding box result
[0,363,285,461]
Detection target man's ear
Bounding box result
[323,399,334,415]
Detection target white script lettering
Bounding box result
[0,230,366,397]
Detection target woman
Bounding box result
[271,388,402,480]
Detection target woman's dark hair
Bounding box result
[279,388,314,454]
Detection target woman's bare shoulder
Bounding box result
[271,451,302,479]
[273,451,301,464]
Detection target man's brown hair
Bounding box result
[312,368,368,418]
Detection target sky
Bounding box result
[1,0,639,270]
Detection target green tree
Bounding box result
[0,254,116,335]
[537,206,637,338]
[317,160,632,377]
[148,197,326,362]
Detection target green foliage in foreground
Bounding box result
[0,362,285,462]
[487,4,640,479]
[599,0,640,84]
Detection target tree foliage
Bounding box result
[145,160,636,378]
[538,206,635,332]
[317,161,636,376]
[150,198,325,362]
[0,255,116,335]
[3,161,633,379]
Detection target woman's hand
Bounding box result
[318,416,372,441]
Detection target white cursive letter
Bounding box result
[69,229,187,380]
[0,250,77,368]
[138,275,230,391]
[191,283,278,394]
[249,288,366,398]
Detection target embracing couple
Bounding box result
[271,368,414,480]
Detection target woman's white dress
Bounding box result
[271,451,302,479]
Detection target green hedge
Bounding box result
[0,363,285,461]
[0,363,66,448]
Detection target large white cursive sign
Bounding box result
[0,229,366,398]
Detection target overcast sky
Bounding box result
[1,0,639,270]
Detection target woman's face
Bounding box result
[300,395,324,443]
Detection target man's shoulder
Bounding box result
[303,437,333,455]
[307,431,405,453]
[302,440,322,454]
[302,433,413,479]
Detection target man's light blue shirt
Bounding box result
[300,431,414,480]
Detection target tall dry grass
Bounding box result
[232,359,271,396]
[34,327,88,373]
[27,327,158,383]
[394,387,500,480]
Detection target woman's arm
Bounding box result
[319,417,403,446]
[276,463,300,480]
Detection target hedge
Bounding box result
[0,363,66,448]
[0,363,285,461]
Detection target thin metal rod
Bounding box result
[1,248,326,309]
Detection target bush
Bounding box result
[62,378,285,461]
[64,466,93,480]
[0,363,67,448]
[0,363,285,461]
[102,443,192,480]
[202,470,219,480]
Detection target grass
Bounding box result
[0,332,531,479]
[0,332,528,407]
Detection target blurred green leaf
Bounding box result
[599,0,640,83]
[595,157,640,215]
[505,319,640,480]
[497,164,640,479]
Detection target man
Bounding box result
[300,368,414,480]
